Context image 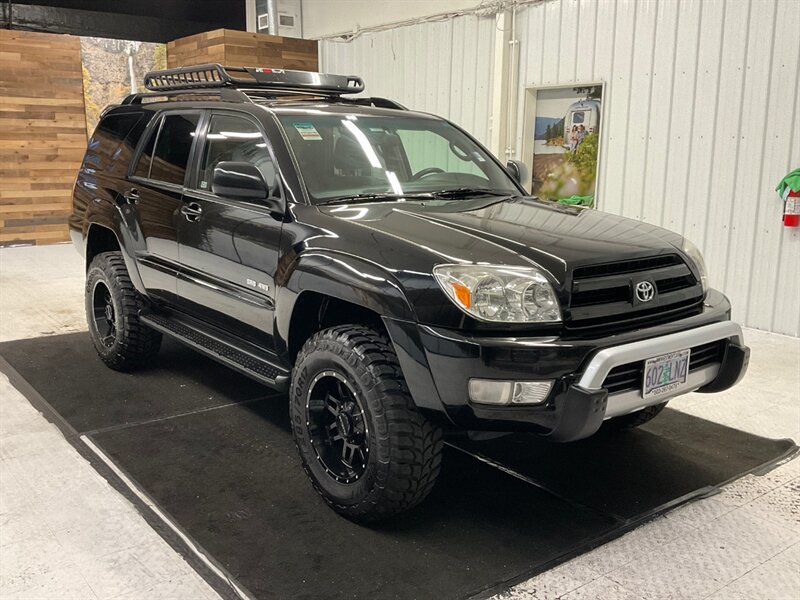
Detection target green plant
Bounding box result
[563,132,598,193]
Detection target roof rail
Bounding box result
[142,64,365,96]
[121,88,251,105]
[350,97,408,110]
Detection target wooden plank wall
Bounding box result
[167,29,318,71]
[0,30,87,246]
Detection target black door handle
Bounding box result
[123,188,139,203]
[181,201,203,222]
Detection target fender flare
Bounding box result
[84,218,147,295]
[275,250,416,354]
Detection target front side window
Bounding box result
[276,114,518,203]
[197,114,276,193]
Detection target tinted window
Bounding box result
[197,114,276,192]
[133,116,159,179]
[96,113,141,140]
[85,113,142,174]
[150,113,200,185]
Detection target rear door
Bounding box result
[127,110,202,302]
[175,110,284,351]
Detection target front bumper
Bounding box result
[384,290,750,442]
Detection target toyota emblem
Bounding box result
[635,281,655,302]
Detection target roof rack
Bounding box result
[120,64,408,110]
[142,64,365,96]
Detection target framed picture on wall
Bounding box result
[521,83,605,208]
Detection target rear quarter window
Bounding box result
[83,112,143,175]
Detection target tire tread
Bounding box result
[86,252,161,371]
[292,325,443,522]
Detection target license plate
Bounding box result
[642,349,691,400]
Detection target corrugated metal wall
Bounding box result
[320,0,800,336]
[513,0,800,336]
[319,13,497,145]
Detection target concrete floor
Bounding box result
[0,243,798,600]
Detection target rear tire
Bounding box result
[290,325,443,522]
[602,401,668,431]
[85,252,161,371]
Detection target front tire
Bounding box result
[85,252,161,371]
[290,325,443,522]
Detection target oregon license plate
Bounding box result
[642,349,691,400]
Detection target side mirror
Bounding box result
[506,159,529,187]
[212,161,269,200]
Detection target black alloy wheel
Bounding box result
[91,280,117,348]
[306,370,369,484]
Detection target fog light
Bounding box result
[511,381,552,404]
[468,379,553,405]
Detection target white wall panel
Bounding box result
[320,0,800,336]
[516,0,800,336]
[319,13,497,146]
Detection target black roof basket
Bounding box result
[142,64,365,96]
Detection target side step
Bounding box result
[140,312,290,392]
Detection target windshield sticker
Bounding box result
[293,122,322,141]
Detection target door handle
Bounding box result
[181,202,203,222]
[123,188,139,204]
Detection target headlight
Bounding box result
[681,238,708,292]
[433,264,561,323]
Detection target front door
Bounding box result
[127,111,201,303]
[176,111,283,351]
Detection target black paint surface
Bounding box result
[1,333,793,600]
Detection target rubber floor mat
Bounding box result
[1,333,794,600]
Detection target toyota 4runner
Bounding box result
[70,65,750,521]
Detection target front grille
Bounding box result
[566,254,703,337]
[603,340,726,395]
[573,254,682,279]
[657,275,695,294]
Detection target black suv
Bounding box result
[70,65,749,521]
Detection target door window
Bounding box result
[197,114,276,193]
[132,116,159,179]
[150,113,200,185]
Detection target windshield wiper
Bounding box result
[428,188,514,199]
[317,192,433,206]
[318,188,513,206]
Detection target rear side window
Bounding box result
[133,113,200,185]
[150,113,200,185]
[133,117,159,179]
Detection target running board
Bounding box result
[140,312,290,392]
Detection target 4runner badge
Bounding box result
[635,281,655,303]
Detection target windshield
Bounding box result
[276,114,519,203]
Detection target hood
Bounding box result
[318,196,684,285]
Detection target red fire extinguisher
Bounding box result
[776,168,800,227]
